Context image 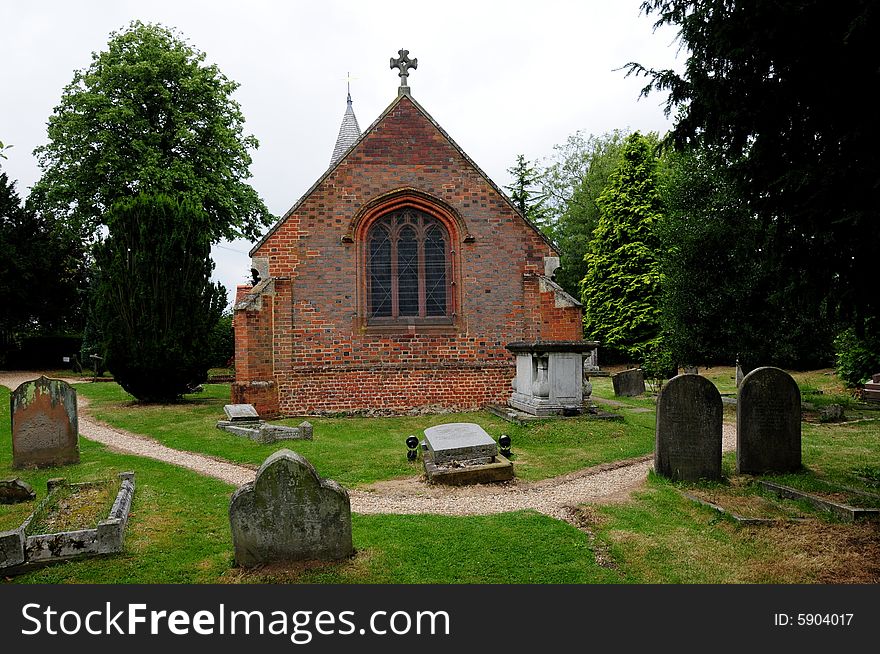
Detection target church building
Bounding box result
[233,51,583,417]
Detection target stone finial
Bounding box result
[390,49,417,94]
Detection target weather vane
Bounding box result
[390,49,417,93]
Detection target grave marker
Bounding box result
[737,367,801,474]
[229,450,353,567]
[612,368,645,397]
[655,374,722,481]
[11,376,79,469]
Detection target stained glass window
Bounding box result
[366,209,450,321]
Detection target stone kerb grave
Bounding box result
[11,376,79,469]
[229,449,353,567]
[422,422,514,485]
[737,367,802,474]
[612,368,646,397]
[217,404,313,444]
[0,472,135,573]
[655,374,723,482]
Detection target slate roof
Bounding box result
[329,92,361,167]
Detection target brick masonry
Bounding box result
[234,94,582,416]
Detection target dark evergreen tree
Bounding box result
[94,193,225,401]
[581,133,663,361]
[0,170,87,351]
[628,0,880,341]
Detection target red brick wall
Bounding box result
[234,94,583,416]
[538,286,584,341]
[233,284,281,417]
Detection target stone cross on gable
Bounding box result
[390,49,417,92]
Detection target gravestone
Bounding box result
[737,367,801,474]
[422,422,513,485]
[864,373,880,403]
[612,368,645,397]
[424,423,497,464]
[0,479,36,504]
[224,404,261,422]
[655,374,723,482]
[229,449,353,567]
[506,341,599,415]
[11,376,79,469]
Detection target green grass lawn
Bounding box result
[5,369,878,584]
[0,385,622,584]
[74,382,655,486]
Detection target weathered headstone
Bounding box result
[612,368,645,397]
[864,373,880,403]
[0,479,36,504]
[737,367,801,474]
[655,374,723,482]
[11,376,79,469]
[229,449,353,567]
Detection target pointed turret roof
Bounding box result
[329,91,361,167]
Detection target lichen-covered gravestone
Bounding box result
[655,374,722,482]
[737,367,801,474]
[229,449,353,567]
[11,376,79,469]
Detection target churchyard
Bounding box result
[1,366,878,584]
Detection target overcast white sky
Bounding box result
[1,0,683,307]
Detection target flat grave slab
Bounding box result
[223,404,260,422]
[422,423,513,485]
[423,423,497,464]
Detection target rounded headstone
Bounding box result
[736,366,801,474]
[654,374,723,482]
[11,376,79,469]
[229,449,353,567]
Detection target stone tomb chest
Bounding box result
[422,423,513,485]
[506,341,600,416]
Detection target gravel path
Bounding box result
[1,371,736,521]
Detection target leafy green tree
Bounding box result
[834,324,880,388]
[540,130,628,297]
[94,193,225,401]
[505,154,549,228]
[32,21,272,243]
[628,0,880,334]
[581,132,663,360]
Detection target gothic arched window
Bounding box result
[366,209,451,323]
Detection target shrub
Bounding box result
[834,325,880,388]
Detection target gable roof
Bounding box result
[250,92,557,257]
